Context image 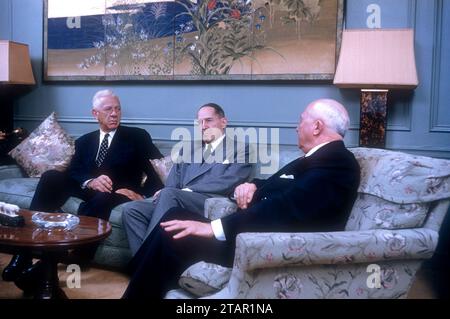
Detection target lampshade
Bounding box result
[0,40,35,85]
[333,29,418,89]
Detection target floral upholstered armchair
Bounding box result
[165,148,450,299]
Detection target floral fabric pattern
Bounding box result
[345,193,429,231]
[205,197,237,220]
[351,148,450,203]
[178,261,232,297]
[8,113,75,178]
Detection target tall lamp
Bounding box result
[333,29,419,148]
[0,40,35,133]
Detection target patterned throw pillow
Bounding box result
[149,155,173,185]
[8,112,75,177]
[178,261,232,297]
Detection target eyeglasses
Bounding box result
[97,106,121,114]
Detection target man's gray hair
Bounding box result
[92,89,119,110]
[309,99,350,137]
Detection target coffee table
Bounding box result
[0,209,111,299]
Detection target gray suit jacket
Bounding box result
[165,136,254,197]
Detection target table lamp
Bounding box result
[333,29,418,148]
[0,40,35,133]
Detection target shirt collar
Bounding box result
[99,129,116,143]
[208,134,225,152]
[305,141,331,157]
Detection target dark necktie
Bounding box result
[96,133,109,167]
[203,143,213,163]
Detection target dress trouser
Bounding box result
[122,187,213,256]
[30,169,129,220]
[123,208,233,299]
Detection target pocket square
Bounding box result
[222,159,230,164]
[280,174,294,179]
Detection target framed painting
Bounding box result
[43,0,344,81]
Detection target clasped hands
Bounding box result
[87,175,143,201]
[161,182,257,240]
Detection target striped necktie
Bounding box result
[96,133,109,167]
[202,143,213,163]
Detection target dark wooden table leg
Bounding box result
[34,254,67,299]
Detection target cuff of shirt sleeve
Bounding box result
[82,179,92,189]
[211,219,226,241]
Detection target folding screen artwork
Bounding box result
[44,0,343,80]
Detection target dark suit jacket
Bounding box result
[68,125,163,197]
[221,140,360,241]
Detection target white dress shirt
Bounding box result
[211,141,332,241]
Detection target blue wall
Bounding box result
[1,0,449,158]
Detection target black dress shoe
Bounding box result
[2,254,32,282]
[14,261,44,293]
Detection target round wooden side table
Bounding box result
[0,209,112,299]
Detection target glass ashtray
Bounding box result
[31,212,79,230]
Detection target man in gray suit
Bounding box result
[122,103,254,255]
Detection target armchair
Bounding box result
[165,148,450,299]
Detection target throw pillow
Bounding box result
[150,155,173,185]
[8,112,75,177]
[178,261,232,297]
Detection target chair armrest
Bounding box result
[204,197,237,220]
[233,228,439,271]
[0,164,26,180]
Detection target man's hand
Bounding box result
[87,175,113,193]
[234,182,257,209]
[115,188,144,201]
[160,220,214,240]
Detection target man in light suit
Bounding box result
[122,99,361,299]
[122,103,254,255]
[2,89,163,284]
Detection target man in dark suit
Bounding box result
[122,103,254,255]
[2,89,163,282]
[122,99,361,299]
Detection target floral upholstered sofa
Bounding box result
[165,148,450,299]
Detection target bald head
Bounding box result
[306,99,350,137]
[296,99,350,153]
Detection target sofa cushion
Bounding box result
[102,203,130,249]
[0,164,26,180]
[0,177,39,208]
[8,112,75,178]
[178,261,232,297]
[345,193,429,231]
[351,148,450,203]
